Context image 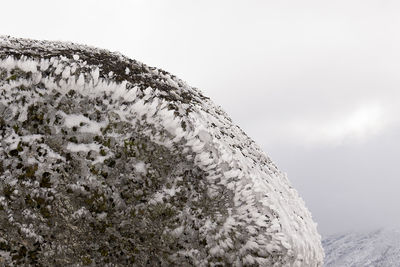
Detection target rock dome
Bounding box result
[0,36,323,266]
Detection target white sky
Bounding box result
[2,0,400,235]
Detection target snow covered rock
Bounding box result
[0,36,323,266]
[323,228,400,267]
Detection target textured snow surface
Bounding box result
[323,228,400,267]
[0,36,323,266]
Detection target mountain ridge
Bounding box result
[323,228,400,266]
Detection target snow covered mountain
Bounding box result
[0,36,323,266]
[323,228,400,266]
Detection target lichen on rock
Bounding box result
[0,36,324,266]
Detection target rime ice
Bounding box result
[0,36,323,266]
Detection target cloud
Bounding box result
[290,104,387,146]
[242,102,393,149]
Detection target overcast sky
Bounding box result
[2,0,400,236]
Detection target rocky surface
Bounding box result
[323,228,400,267]
[0,36,323,266]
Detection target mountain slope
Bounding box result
[323,228,400,266]
[0,36,323,266]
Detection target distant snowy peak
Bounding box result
[323,228,400,267]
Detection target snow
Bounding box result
[62,112,107,134]
[72,207,90,219]
[134,161,147,174]
[3,133,43,150]
[91,67,100,85]
[61,66,71,79]
[76,73,85,87]
[66,143,101,153]
[171,225,184,237]
[323,228,400,267]
[19,223,43,242]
